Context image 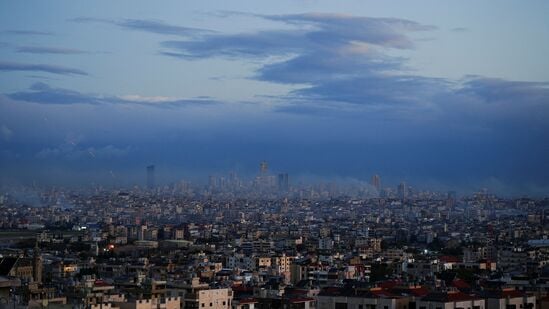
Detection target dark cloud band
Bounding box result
[0,61,88,76]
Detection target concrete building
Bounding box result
[115,297,181,309]
[417,291,485,309]
[483,289,535,309]
[317,287,409,309]
[168,278,233,309]
[147,165,155,189]
[371,175,381,193]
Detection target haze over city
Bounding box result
[1,1,548,196]
[3,3,549,309]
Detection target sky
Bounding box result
[0,1,548,195]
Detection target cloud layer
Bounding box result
[70,17,211,37]
[8,82,220,107]
[2,30,53,36]
[15,46,90,55]
[0,61,88,75]
[1,12,548,195]
[160,13,442,111]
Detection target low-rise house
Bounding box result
[417,290,485,309]
[316,286,409,309]
[482,288,535,309]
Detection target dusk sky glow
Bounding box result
[1,1,548,195]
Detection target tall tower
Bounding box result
[398,182,408,200]
[33,241,42,283]
[146,165,155,189]
[278,173,289,191]
[446,191,457,208]
[371,174,381,192]
[208,175,217,190]
[259,161,269,176]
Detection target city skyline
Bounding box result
[0,1,548,196]
[1,3,549,306]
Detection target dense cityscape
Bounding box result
[2,1,549,309]
[0,162,548,309]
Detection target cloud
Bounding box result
[262,13,436,48]
[450,27,468,32]
[2,30,53,36]
[162,30,307,59]
[445,77,549,131]
[2,13,548,195]
[159,11,549,130]
[161,13,435,60]
[149,10,549,156]
[24,75,60,81]
[288,75,449,107]
[36,144,130,160]
[115,19,212,37]
[0,61,88,76]
[7,82,220,108]
[70,17,211,37]
[114,94,220,107]
[458,77,549,105]
[8,82,102,105]
[15,46,90,55]
[158,12,445,111]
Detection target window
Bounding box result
[202,304,205,308]
[223,302,226,306]
[335,303,348,309]
[359,305,363,309]
[210,303,213,307]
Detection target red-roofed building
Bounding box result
[439,256,460,263]
[371,288,398,298]
[484,288,535,309]
[317,287,409,309]
[231,298,258,309]
[418,291,485,309]
[400,286,430,298]
[451,279,471,291]
[286,297,316,309]
[390,285,430,309]
[254,296,315,309]
[380,280,403,290]
[439,256,460,270]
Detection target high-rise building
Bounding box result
[371,174,381,192]
[398,182,408,200]
[278,173,289,191]
[146,165,155,189]
[255,161,277,190]
[259,161,269,176]
[208,175,217,190]
[447,191,457,208]
[33,240,42,283]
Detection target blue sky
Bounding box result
[1,1,548,195]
